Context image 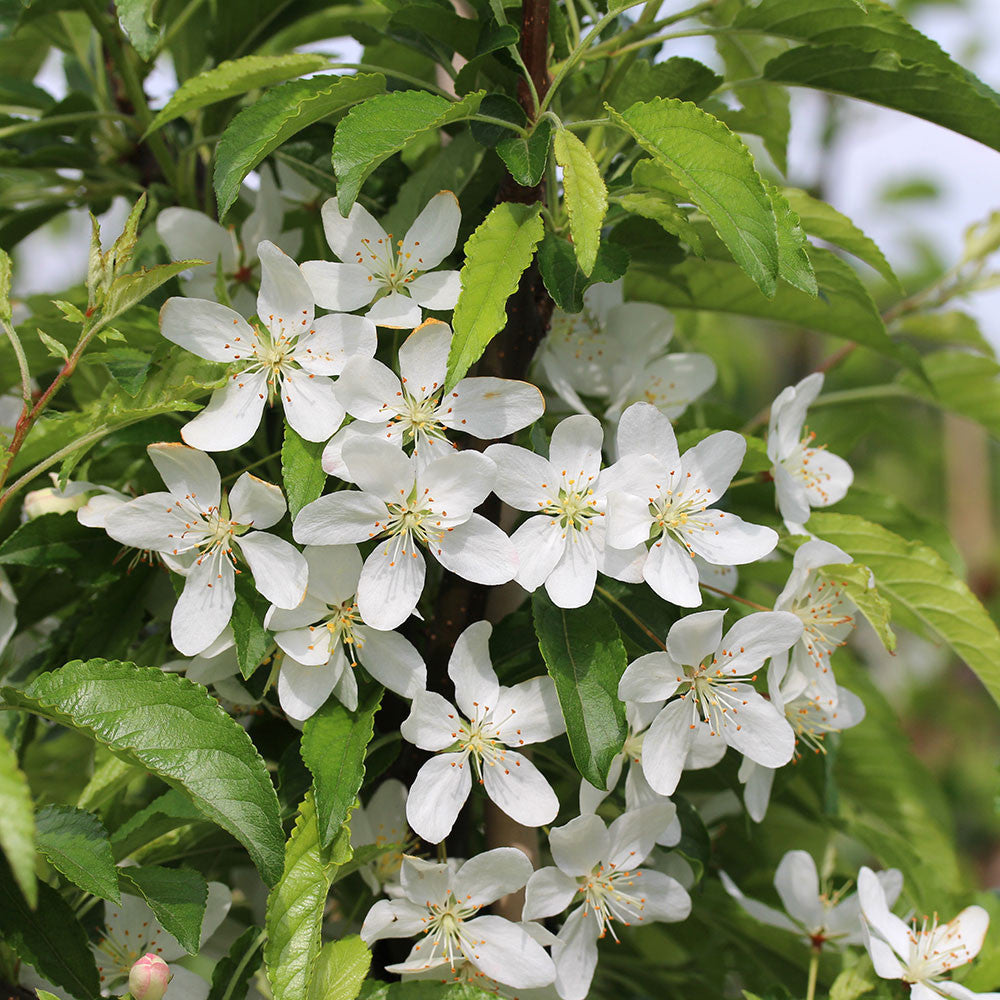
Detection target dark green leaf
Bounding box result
[532,591,628,788]
[469,93,525,148]
[0,513,119,568]
[119,864,208,955]
[98,345,154,397]
[111,788,209,860]
[208,925,265,1000]
[35,804,120,903]
[231,574,273,680]
[537,233,628,312]
[496,117,551,187]
[282,424,327,519]
[608,56,722,110]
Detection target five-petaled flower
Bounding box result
[523,805,691,1000]
[103,443,307,655]
[618,609,803,795]
[160,240,377,450]
[350,778,415,895]
[400,620,564,843]
[302,191,461,328]
[361,849,557,989]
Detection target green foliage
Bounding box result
[119,864,208,954]
[301,686,382,849]
[899,350,1000,439]
[537,234,629,311]
[496,118,552,187]
[554,128,607,276]
[306,936,371,1000]
[446,201,544,387]
[35,803,120,903]
[208,925,265,1000]
[333,90,484,214]
[820,562,896,652]
[231,573,273,680]
[0,728,36,907]
[216,74,387,218]
[532,591,628,788]
[1,661,285,885]
[282,424,328,519]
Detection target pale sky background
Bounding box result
[14,0,1000,345]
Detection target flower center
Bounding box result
[356,234,425,292]
[787,573,854,671]
[418,894,483,971]
[904,914,974,982]
[674,656,758,737]
[324,600,363,662]
[542,485,601,532]
[782,432,837,501]
[164,499,239,572]
[95,916,168,991]
[577,863,646,941]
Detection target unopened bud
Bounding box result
[128,953,171,1000]
[22,487,86,521]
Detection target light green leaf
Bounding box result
[102,261,205,326]
[1,660,285,885]
[307,936,371,1000]
[616,192,703,254]
[899,350,1000,439]
[146,54,331,135]
[829,964,876,1000]
[446,202,543,389]
[607,97,779,296]
[532,591,628,789]
[301,686,381,849]
[116,0,159,60]
[0,247,11,323]
[608,56,722,111]
[78,755,141,812]
[333,89,483,215]
[554,128,607,277]
[35,804,119,903]
[37,328,69,362]
[216,74,386,218]
[264,793,350,1000]
[282,424,327,519]
[895,312,994,357]
[119,864,208,955]
[0,857,100,999]
[811,513,1000,709]
[768,183,817,296]
[208,925,265,1000]
[819,562,895,652]
[0,728,36,907]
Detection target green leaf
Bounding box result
[768,183,817,296]
[608,56,722,110]
[895,312,994,356]
[301,686,381,849]
[282,424,327,519]
[102,261,204,325]
[616,192,703,254]
[307,936,371,1000]
[358,980,501,1000]
[97,345,154,397]
[146,53,331,135]
[35,804,120,903]
[1,660,285,885]
[819,562,895,653]
[607,98,779,296]
[264,793,348,1000]
[811,513,1000,709]
[0,856,100,1000]
[0,728,36,907]
[532,591,628,788]
[111,788,209,860]
[899,350,1000,439]
[216,74,386,219]
[208,925,265,1000]
[231,574,273,680]
[0,247,13,323]
[116,0,159,60]
[627,246,916,370]
[537,233,629,312]
[333,89,483,215]
[0,513,119,568]
[782,187,899,288]
[446,202,543,389]
[496,117,552,187]
[554,128,607,276]
[119,864,208,955]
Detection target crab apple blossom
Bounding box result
[264,544,426,718]
[350,778,416,895]
[485,413,657,609]
[361,849,556,989]
[721,851,902,952]
[302,191,461,328]
[157,167,300,313]
[400,620,564,843]
[767,373,853,529]
[605,402,778,607]
[323,319,544,478]
[523,806,691,1000]
[160,240,376,450]
[293,439,516,630]
[161,628,258,708]
[858,867,998,999]
[103,443,307,656]
[618,609,803,796]
[771,538,857,704]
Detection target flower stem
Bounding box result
[805,947,820,1000]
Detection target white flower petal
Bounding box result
[550,814,609,876]
[509,516,565,592]
[803,449,853,508]
[237,532,307,609]
[454,847,533,907]
[857,867,910,974]
[773,464,811,525]
[769,373,823,460]
[401,690,461,751]
[181,371,268,452]
[157,206,236,269]
[641,700,695,796]
[440,377,544,438]
[523,866,580,921]
[228,472,285,529]
[293,491,386,545]
[274,624,332,666]
[544,530,599,609]
[396,320,452,401]
[605,491,653,550]
[685,511,778,566]
[159,297,253,363]
[356,625,425,698]
[343,438,414,501]
[367,292,423,329]
[433,514,518,585]
[302,544,363,605]
[484,444,552,511]
[618,651,682,703]
[463,914,556,990]
[615,352,717,421]
[257,240,313,342]
[361,898,429,943]
[739,759,775,823]
[401,191,461,270]
[281,370,345,443]
[606,802,675,868]
[616,401,680,467]
[681,429,745,497]
[553,907,599,1000]
[172,557,235,656]
[447,620,499,719]
[718,611,803,677]
[634,869,691,923]
[407,269,461,309]
[321,421,390,480]
[104,493,183,552]
[494,675,565,745]
[296,313,378,376]
[277,656,340,721]
[420,450,496,518]
[147,443,221,512]
[482,749,559,828]
[405,752,471,843]
[549,413,604,481]
[773,850,824,929]
[644,535,702,607]
[357,538,426,630]
[719,870,802,934]
[300,260,376,311]
[666,609,726,667]
[336,357,402,423]
[720,686,795,767]
[333,657,359,710]
[320,198,388,261]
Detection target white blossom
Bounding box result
[618,609,803,795]
[103,443,307,656]
[401,620,564,843]
[858,867,997,999]
[302,192,461,328]
[361,849,556,990]
[324,319,544,478]
[161,628,257,707]
[157,167,300,312]
[293,440,516,631]
[485,413,656,609]
[523,806,691,1000]
[265,544,426,719]
[767,373,853,529]
[605,402,778,607]
[721,851,902,951]
[160,240,376,450]
[350,779,415,895]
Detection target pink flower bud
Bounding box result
[128,953,171,1000]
